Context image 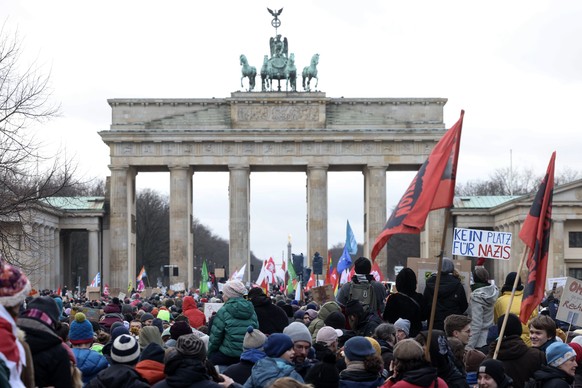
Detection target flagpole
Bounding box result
[424,207,452,362]
[493,246,529,359]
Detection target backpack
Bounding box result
[524,378,542,388]
[348,281,377,315]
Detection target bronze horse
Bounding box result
[240,54,256,91]
[302,53,319,92]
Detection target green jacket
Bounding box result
[209,297,258,358]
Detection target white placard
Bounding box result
[452,228,511,260]
[556,277,582,326]
[170,282,185,292]
[204,302,224,321]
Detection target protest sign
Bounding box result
[86,286,101,301]
[452,228,512,260]
[72,306,102,322]
[407,257,471,301]
[311,284,334,305]
[556,277,582,326]
[204,303,224,321]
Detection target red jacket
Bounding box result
[135,359,165,385]
[182,296,206,329]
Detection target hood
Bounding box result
[426,274,461,297]
[182,296,198,311]
[251,294,272,307]
[225,297,256,320]
[251,357,297,386]
[471,284,499,304]
[165,357,210,386]
[17,318,62,353]
[534,365,574,384]
[488,336,529,360]
[401,365,439,386]
[318,301,340,320]
[395,268,418,295]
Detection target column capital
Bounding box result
[228,164,250,171]
[168,164,192,171]
[364,165,387,171]
[307,164,328,171]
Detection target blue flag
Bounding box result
[345,220,358,255]
[337,245,352,274]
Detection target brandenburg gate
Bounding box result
[100,92,448,290]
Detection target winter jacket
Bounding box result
[424,274,468,331]
[377,338,395,368]
[337,275,387,317]
[534,365,574,388]
[135,359,165,385]
[309,301,341,342]
[468,283,498,349]
[0,305,25,388]
[182,296,206,329]
[383,292,427,338]
[487,335,546,388]
[243,357,304,388]
[17,317,71,388]
[208,297,258,358]
[493,290,537,346]
[87,363,150,388]
[353,312,383,338]
[382,366,449,388]
[339,364,385,388]
[223,349,266,385]
[152,357,222,388]
[72,347,109,385]
[249,294,289,335]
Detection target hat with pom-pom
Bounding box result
[69,313,93,345]
[243,326,267,350]
[69,312,95,344]
[0,258,31,307]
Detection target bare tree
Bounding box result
[0,24,77,269]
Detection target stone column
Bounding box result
[62,231,72,289]
[307,165,328,268]
[170,165,194,289]
[552,218,565,278]
[88,228,100,285]
[53,228,61,289]
[363,166,387,273]
[108,166,136,290]
[229,165,250,283]
[44,225,51,289]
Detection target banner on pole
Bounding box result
[452,228,511,260]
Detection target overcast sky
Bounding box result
[4,0,581,265]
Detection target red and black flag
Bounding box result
[371,110,464,261]
[519,151,556,324]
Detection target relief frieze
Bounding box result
[237,105,319,122]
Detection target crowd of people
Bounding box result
[0,256,580,388]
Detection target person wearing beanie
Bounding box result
[135,342,166,385]
[531,342,577,388]
[308,300,341,342]
[283,321,312,361]
[182,295,206,329]
[487,314,545,388]
[494,272,538,346]
[337,257,387,317]
[340,336,385,387]
[324,310,346,330]
[18,296,72,388]
[383,267,427,338]
[223,326,268,384]
[0,258,33,388]
[69,312,109,385]
[468,266,499,351]
[248,286,289,335]
[140,312,155,326]
[477,359,513,388]
[87,334,149,388]
[423,258,468,331]
[394,318,411,341]
[208,280,258,368]
[244,333,304,387]
[169,320,193,344]
[304,309,318,326]
[381,338,446,388]
[306,327,342,388]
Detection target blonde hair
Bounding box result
[268,377,314,388]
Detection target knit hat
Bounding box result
[69,312,94,345]
[354,257,372,275]
[162,327,171,338]
[316,326,341,345]
[21,296,60,329]
[294,310,307,320]
[111,334,140,365]
[170,320,192,340]
[569,343,582,364]
[306,302,318,311]
[139,342,165,363]
[502,272,523,292]
[247,287,265,299]
[546,342,577,367]
[473,266,489,283]
[394,318,411,337]
[0,259,31,307]
[442,258,454,274]
[305,309,318,320]
[366,337,381,357]
[243,326,267,350]
[264,333,294,358]
[393,338,424,361]
[344,336,376,361]
[141,312,154,323]
[111,325,130,341]
[479,359,512,388]
[497,314,522,337]
[157,309,170,322]
[222,280,247,299]
[176,333,207,361]
[345,300,364,317]
[324,311,346,330]
[284,321,312,345]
